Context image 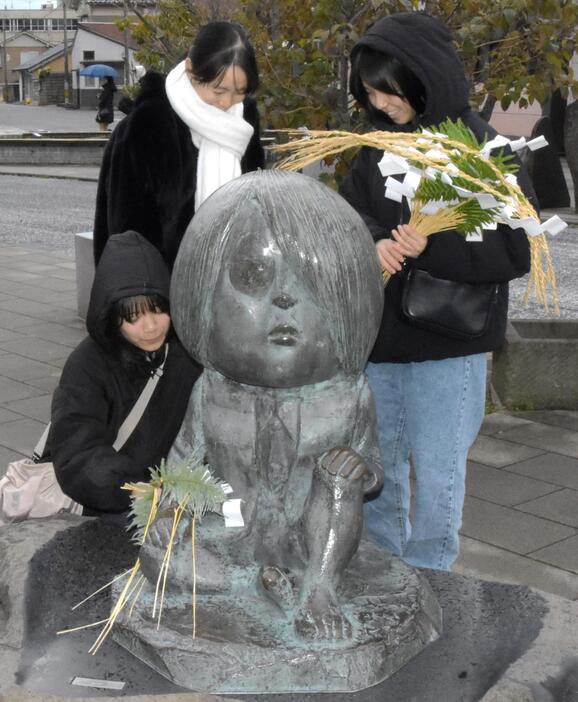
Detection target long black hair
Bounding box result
[187,20,259,95]
[349,45,426,123]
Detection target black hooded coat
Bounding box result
[93,71,265,269]
[49,231,200,515]
[340,13,534,363]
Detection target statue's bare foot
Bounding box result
[260,565,296,611]
[294,585,353,641]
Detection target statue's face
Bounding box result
[208,227,340,388]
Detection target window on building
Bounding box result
[67,19,77,30]
[84,76,96,88]
[83,50,95,61]
[31,19,46,30]
[19,18,31,30]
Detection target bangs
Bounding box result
[114,294,169,325]
[358,49,404,98]
[350,45,426,116]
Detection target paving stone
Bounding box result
[0,354,62,381]
[499,422,578,460]
[461,495,576,554]
[0,337,71,363]
[0,377,44,404]
[468,434,545,468]
[513,410,578,432]
[479,413,533,436]
[22,374,61,393]
[0,407,22,423]
[4,284,74,305]
[0,298,61,318]
[507,452,578,490]
[0,270,40,283]
[30,277,77,293]
[4,261,62,273]
[455,535,578,600]
[0,445,26,479]
[530,535,578,574]
[0,327,25,342]
[3,394,52,423]
[15,321,85,348]
[465,461,559,506]
[0,310,43,330]
[0,417,47,454]
[515,488,578,528]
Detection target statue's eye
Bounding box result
[229,255,275,296]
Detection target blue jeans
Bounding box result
[364,355,486,570]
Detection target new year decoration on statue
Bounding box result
[273,119,566,314]
[57,450,237,651]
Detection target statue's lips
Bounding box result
[268,324,299,346]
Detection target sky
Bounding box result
[2,1,53,9]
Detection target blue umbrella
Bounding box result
[79,64,118,78]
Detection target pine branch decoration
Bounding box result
[271,119,565,313]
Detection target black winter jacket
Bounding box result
[340,13,534,363]
[93,71,265,269]
[50,232,200,514]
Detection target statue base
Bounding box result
[112,540,442,694]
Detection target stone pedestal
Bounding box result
[3,518,578,701]
[112,541,441,694]
[492,320,578,410]
[74,231,94,319]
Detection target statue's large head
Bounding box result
[171,171,383,388]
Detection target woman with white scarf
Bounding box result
[93,21,265,269]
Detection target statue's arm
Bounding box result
[350,375,384,495]
[167,373,206,466]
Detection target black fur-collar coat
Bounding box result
[93,71,265,269]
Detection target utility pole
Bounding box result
[123,0,129,87]
[62,0,69,106]
[2,5,8,102]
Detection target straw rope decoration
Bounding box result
[272,119,566,313]
[57,450,233,653]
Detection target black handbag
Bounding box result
[400,267,499,341]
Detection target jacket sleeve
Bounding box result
[340,147,390,241]
[93,118,164,265]
[241,97,265,171]
[50,351,139,513]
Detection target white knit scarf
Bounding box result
[165,60,255,210]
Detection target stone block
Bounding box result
[74,232,94,320]
[492,320,578,410]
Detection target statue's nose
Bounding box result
[273,293,296,309]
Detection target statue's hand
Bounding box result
[144,509,190,549]
[319,447,368,481]
[319,447,381,493]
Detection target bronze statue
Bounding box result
[114,171,441,693]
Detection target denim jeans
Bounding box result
[364,354,486,570]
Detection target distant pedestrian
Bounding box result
[93,20,265,269]
[96,76,116,133]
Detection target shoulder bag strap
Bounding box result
[34,344,169,459]
[113,344,169,451]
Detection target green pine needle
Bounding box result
[127,448,229,543]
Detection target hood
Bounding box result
[86,231,170,349]
[134,70,167,106]
[354,12,470,127]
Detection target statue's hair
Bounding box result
[171,171,383,375]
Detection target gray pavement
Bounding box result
[0,104,577,605]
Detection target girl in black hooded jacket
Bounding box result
[340,12,534,570]
[49,231,200,516]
